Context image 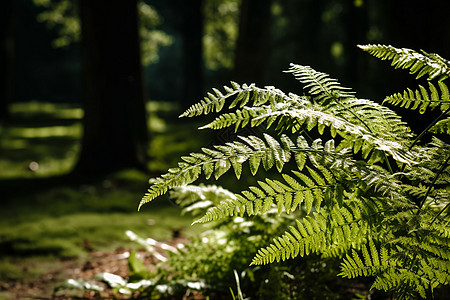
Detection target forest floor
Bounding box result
[1,240,190,300]
[2,247,136,299]
[0,171,198,300]
[0,101,209,299]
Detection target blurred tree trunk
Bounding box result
[343,1,368,89]
[233,0,273,85]
[72,0,148,178]
[0,0,15,120]
[174,0,204,108]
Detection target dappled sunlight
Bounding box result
[9,101,84,120]
[0,102,82,179]
[0,100,205,179]
[8,124,81,139]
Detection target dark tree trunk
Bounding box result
[233,0,273,85]
[343,1,368,89]
[177,0,204,108]
[73,0,148,178]
[0,0,16,120]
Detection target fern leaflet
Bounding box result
[359,44,450,81]
[384,81,450,114]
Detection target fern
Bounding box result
[431,117,450,135]
[250,202,379,265]
[384,81,450,114]
[180,83,291,118]
[359,44,450,81]
[140,44,450,299]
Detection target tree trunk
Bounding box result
[343,1,368,89]
[0,0,15,120]
[176,0,204,108]
[233,0,273,85]
[72,0,148,178]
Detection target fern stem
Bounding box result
[419,154,450,209]
[430,202,450,225]
[408,107,450,151]
[332,100,394,174]
[399,107,450,181]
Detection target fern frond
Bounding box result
[359,44,450,81]
[140,47,450,297]
[287,64,412,143]
[368,251,450,299]
[330,98,413,141]
[169,184,237,217]
[339,239,391,278]
[384,81,450,114]
[206,105,414,167]
[269,107,415,164]
[192,135,407,225]
[430,116,450,135]
[139,134,295,210]
[180,83,297,118]
[286,64,355,104]
[194,167,335,225]
[250,203,377,265]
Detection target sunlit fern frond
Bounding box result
[339,239,392,279]
[192,136,408,225]
[401,138,450,209]
[286,64,355,103]
[384,81,450,114]
[180,83,299,118]
[250,204,381,265]
[198,101,306,132]
[203,104,415,166]
[404,138,450,182]
[139,133,297,210]
[169,184,237,217]
[287,64,412,142]
[141,46,450,298]
[193,166,338,224]
[359,44,450,81]
[430,117,450,135]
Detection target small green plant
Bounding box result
[140,45,450,299]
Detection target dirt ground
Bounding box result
[1,248,142,300]
[0,235,193,300]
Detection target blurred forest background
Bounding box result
[1,0,450,298]
[2,0,450,179]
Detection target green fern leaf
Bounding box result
[339,240,388,278]
[430,117,450,135]
[286,64,355,103]
[384,81,450,114]
[359,44,450,81]
[139,134,295,210]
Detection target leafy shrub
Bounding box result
[140,44,450,299]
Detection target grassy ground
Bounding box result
[0,101,210,298]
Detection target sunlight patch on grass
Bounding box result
[9,101,83,119]
[0,144,79,179]
[0,102,82,179]
[8,124,82,139]
[0,210,191,259]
